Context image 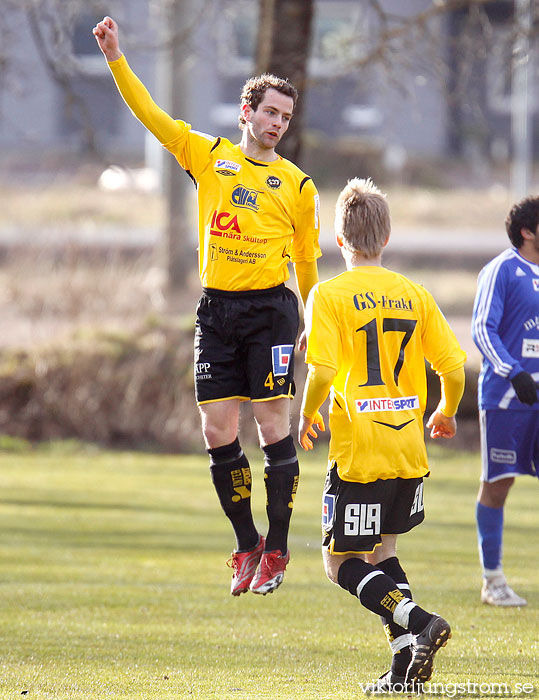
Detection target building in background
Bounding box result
[0,0,536,186]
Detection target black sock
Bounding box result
[407,607,433,635]
[377,557,413,675]
[262,435,299,555]
[337,558,432,635]
[337,558,405,614]
[208,438,259,551]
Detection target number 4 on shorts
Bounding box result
[264,372,274,390]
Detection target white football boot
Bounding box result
[481,575,527,607]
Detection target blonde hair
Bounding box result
[334,178,390,258]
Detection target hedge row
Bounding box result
[0,319,479,452]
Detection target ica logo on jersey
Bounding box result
[210,210,241,239]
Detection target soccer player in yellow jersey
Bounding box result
[298,179,466,691]
[93,17,321,596]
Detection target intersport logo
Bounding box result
[356,396,419,413]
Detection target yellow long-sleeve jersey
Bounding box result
[305,266,467,483]
[108,55,321,293]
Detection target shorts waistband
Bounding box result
[202,284,285,298]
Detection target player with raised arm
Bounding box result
[93,17,321,596]
[472,195,539,607]
[298,179,466,691]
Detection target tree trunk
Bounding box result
[255,0,314,164]
[163,0,193,294]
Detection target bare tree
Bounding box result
[1,0,537,293]
[0,0,115,156]
[255,0,314,164]
[2,0,537,164]
[160,0,195,293]
[253,0,538,168]
[25,0,105,155]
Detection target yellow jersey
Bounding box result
[107,55,321,293]
[163,128,321,291]
[305,266,466,483]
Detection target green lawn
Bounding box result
[0,442,537,699]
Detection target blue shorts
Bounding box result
[480,409,539,482]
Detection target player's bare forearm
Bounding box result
[426,409,456,439]
[93,16,122,62]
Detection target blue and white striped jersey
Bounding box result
[472,248,539,410]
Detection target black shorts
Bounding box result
[194,284,299,404]
[322,464,425,554]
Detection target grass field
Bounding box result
[0,442,537,699]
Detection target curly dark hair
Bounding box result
[505,195,539,248]
[238,73,298,129]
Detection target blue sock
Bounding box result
[476,502,503,572]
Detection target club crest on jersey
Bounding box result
[214,160,241,176]
[356,396,419,412]
[322,494,335,530]
[266,175,282,190]
[533,279,539,291]
[272,344,294,376]
[231,185,262,211]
